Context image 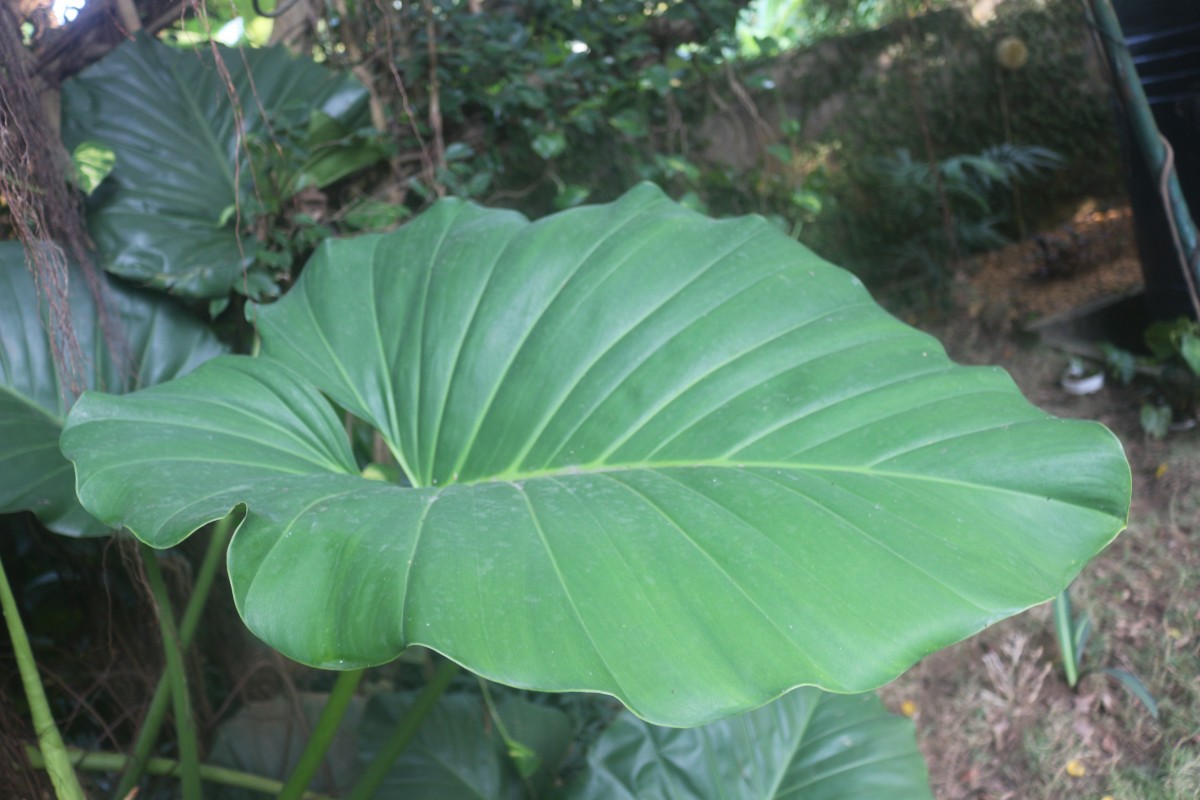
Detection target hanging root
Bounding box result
[0,3,128,399]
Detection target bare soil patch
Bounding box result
[959,203,1142,330]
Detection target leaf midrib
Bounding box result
[457,459,1123,518]
[764,693,819,799]
[0,384,68,426]
[162,45,239,197]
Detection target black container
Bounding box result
[1111,0,1200,321]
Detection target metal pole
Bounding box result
[1089,0,1200,318]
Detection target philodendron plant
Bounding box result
[61,185,1130,733]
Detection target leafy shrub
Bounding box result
[864,143,1063,302]
[361,0,739,215]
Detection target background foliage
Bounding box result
[316,0,1120,306]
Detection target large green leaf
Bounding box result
[294,110,389,193]
[562,688,931,799]
[0,242,225,535]
[60,34,375,299]
[359,692,571,799]
[61,185,1130,724]
[209,692,364,799]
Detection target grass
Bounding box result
[1109,745,1200,799]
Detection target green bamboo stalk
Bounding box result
[276,668,365,800]
[345,658,461,800]
[27,745,336,800]
[0,550,87,800]
[140,542,202,800]
[114,515,234,798]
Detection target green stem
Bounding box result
[27,745,335,800]
[479,678,539,794]
[345,658,460,800]
[1053,589,1079,689]
[277,668,365,800]
[140,542,202,800]
[478,679,514,745]
[0,552,87,800]
[114,515,234,799]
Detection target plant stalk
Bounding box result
[276,668,365,800]
[27,745,335,800]
[479,677,539,794]
[0,551,87,800]
[140,541,202,800]
[1053,589,1079,688]
[345,658,460,800]
[114,514,234,798]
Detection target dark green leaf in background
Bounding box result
[359,692,570,799]
[0,242,225,535]
[60,34,377,299]
[294,111,389,193]
[209,692,364,799]
[563,689,932,800]
[62,185,1130,724]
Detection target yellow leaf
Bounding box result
[1065,759,1086,777]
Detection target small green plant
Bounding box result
[1053,586,1159,719]
[1145,318,1200,421]
[1102,317,1200,438]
